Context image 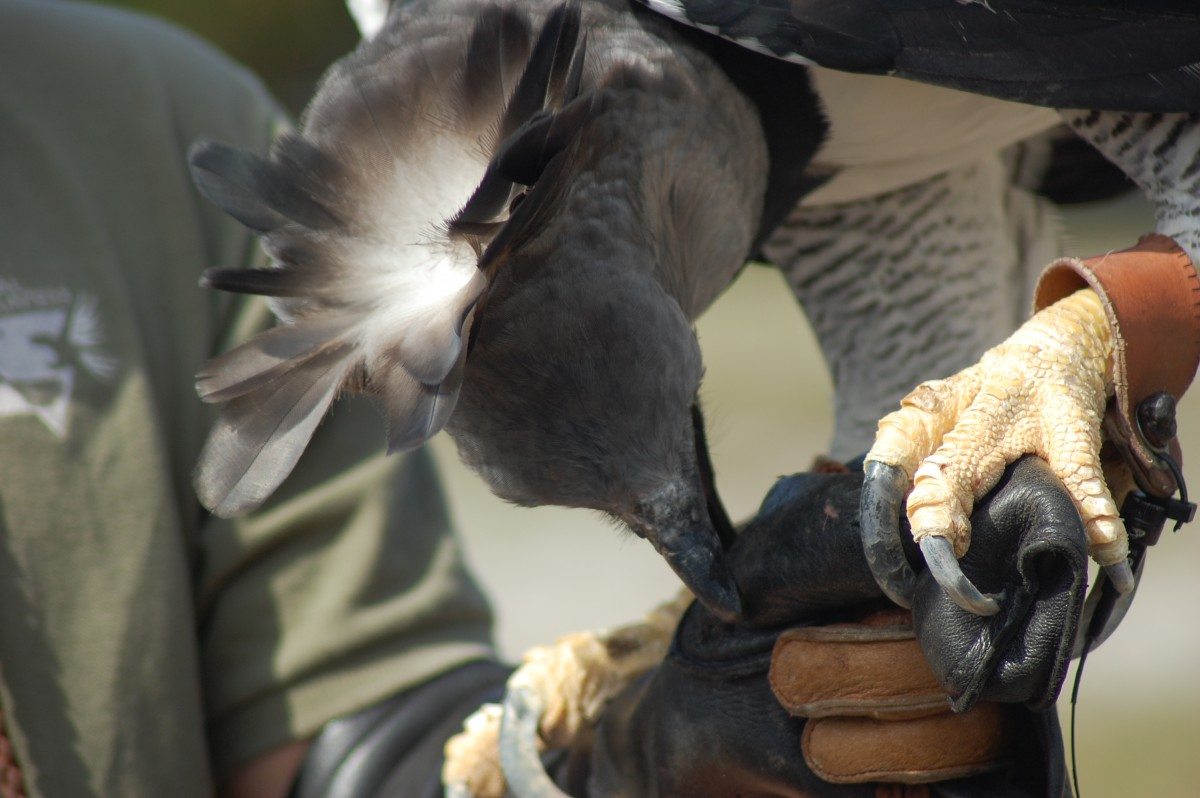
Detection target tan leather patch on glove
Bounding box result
[800,705,1010,785]
[769,609,1011,785]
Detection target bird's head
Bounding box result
[451,246,742,620]
[441,15,769,620]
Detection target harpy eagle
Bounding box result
[194,0,1200,623]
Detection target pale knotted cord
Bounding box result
[443,590,691,797]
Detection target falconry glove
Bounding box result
[288,459,1083,797]
[549,458,1083,798]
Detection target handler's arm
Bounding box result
[225,740,311,798]
[165,23,497,792]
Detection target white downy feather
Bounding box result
[346,0,389,40]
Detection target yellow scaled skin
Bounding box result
[867,288,1128,567]
[442,590,692,798]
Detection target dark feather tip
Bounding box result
[496,93,595,186]
[189,140,338,233]
[200,267,313,298]
[497,2,583,139]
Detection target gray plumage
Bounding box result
[192,0,769,618]
[193,0,1200,624]
[193,1,547,514]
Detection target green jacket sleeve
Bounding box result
[0,2,495,793]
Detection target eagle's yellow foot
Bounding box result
[443,590,691,798]
[861,289,1136,615]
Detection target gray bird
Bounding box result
[190,0,822,621]
[194,0,1200,627]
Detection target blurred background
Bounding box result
[99,1,1200,794]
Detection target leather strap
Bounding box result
[769,609,1011,785]
[1034,234,1200,496]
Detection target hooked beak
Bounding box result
[627,481,742,624]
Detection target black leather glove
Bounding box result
[288,458,1085,797]
[571,457,1085,797]
[288,660,511,798]
[912,456,1089,713]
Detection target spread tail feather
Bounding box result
[196,317,354,404]
[192,3,593,514]
[382,347,468,454]
[195,344,355,517]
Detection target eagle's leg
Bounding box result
[1061,111,1200,266]
[766,158,1073,612]
[864,287,1124,613]
[862,111,1200,614]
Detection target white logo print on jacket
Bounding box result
[0,279,116,438]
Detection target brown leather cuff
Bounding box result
[769,609,1011,785]
[1033,233,1200,496]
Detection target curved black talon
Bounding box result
[920,536,1001,616]
[860,460,918,608]
[1073,556,1144,658]
[1102,560,1136,595]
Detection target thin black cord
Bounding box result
[1070,642,1090,798]
[1160,451,1189,530]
